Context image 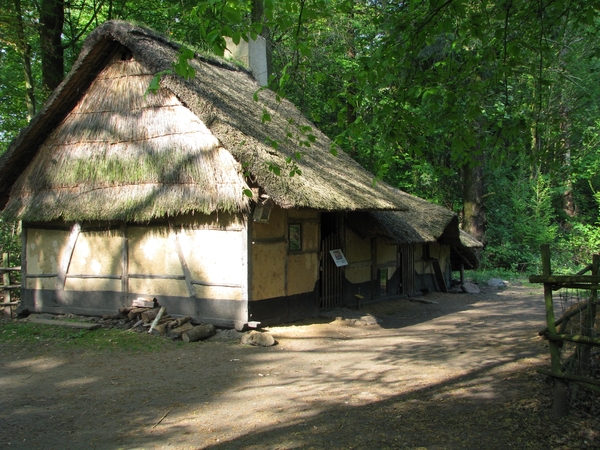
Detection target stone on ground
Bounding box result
[241,330,276,347]
[462,282,481,294]
[488,278,508,288]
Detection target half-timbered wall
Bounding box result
[414,242,451,291]
[344,228,371,284]
[247,206,320,325]
[343,229,401,303]
[22,212,248,326]
[250,207,319,301]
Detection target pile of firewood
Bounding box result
[103,298,215,342]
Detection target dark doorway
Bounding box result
[319,213,344,308]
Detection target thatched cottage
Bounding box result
[0,21,480,328]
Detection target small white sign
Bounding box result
[329,249,348,267]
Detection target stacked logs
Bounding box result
[103,299,215,342]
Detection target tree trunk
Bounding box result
[12,0,36,120]
[39,0,65,92]
[345,1,358,160]
[463,148,486,244]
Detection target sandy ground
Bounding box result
[0,284,598,449]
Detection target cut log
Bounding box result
[102,313,122,320]
[166,317,191,331]
[150,323,167,336]
[167,322,194,340]
[182,324,216,343]
[127,307,150,321]
[141,308,162,323]
[128,319,144,331]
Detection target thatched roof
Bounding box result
[348,193,458,245]
[0,20,411,222]
[348,193,483,269]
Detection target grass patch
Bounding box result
[0,321,181,352]
[459,268,535,286]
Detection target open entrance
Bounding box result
[399,244,414,296]
[319,212,344,308]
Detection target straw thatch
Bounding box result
[348,192,483,269]
[0,21,411,222]
[348,192,458,245]
[453,229,483,269]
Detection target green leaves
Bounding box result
[146,46,196,96]
[173,47,196,79]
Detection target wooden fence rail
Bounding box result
[529,244,599,418]
[0,252,21,318]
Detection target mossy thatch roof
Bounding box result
[348,192,483,269]
[0,20,412,222]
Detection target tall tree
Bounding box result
[39,0,64,92]
[0,0,37,120]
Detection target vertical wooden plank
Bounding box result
[169,221,196,299]
[401,244,415,296]
[55,223,81,305]
[21,221,26,298]
[240,214,250,327]
[371,238,377,301]
[432,259,448,293]
[396,245,401,296]
[284,210,288,298]
[121,222,129,304]
[3,253,11,318]
[246,215,253,303]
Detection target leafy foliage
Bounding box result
[2,0,600,272]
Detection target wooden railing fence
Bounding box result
[529,244,600,417]
[0,252,21,318]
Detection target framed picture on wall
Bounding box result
[329,249,348,267]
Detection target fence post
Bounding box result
[2,253,11,318]
[590,255,599,337]
[541,244,568,417]
[580,254,600,369]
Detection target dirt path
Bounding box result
[0,285,598,449]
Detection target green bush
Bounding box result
[0,218,21,267]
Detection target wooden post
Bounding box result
[55,223,81,305]
[169,222,196,299]
[121,222,129,304]
[590,255,599,336]
[3,253,11,318]
[580,254,599,372]
[541,244,568,418]
[371,237,377,301]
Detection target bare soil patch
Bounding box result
[0,285,598,449]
